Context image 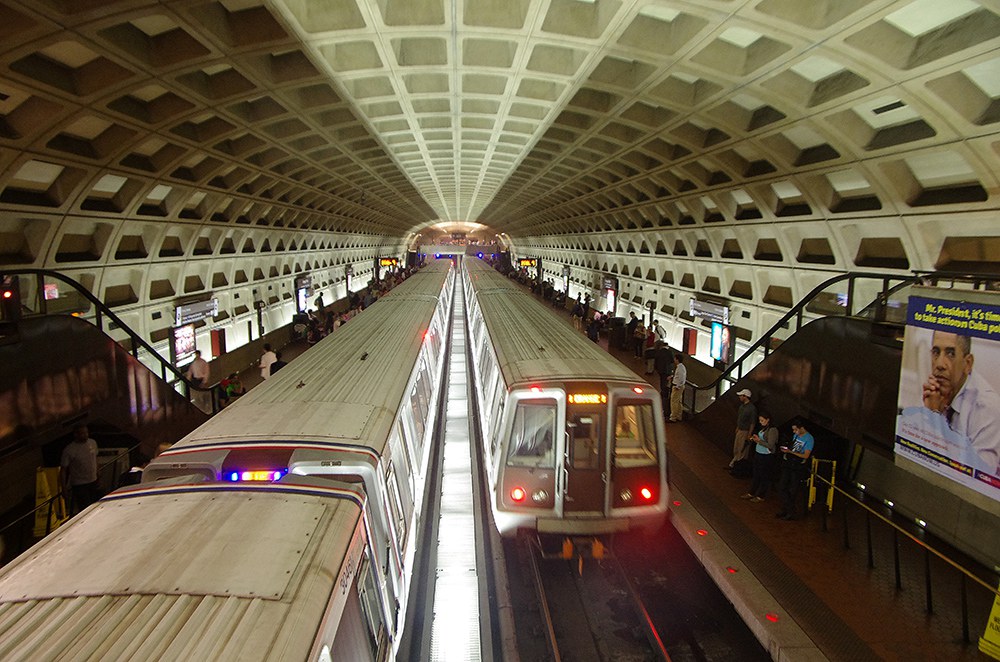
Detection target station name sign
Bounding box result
[175,299,219,326]
[518,258,538,268]
[689,298,730,325]
[379,257,399,267]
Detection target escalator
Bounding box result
[0,276,210,565]
[690,315,902,467]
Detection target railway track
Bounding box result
[507,534,670,662]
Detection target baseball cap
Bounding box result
[736,388,752,397]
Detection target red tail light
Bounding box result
[640,487,653,501]
[633,386,643,394]
[510,487,526,502]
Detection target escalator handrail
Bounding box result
[691,268,1000,402]
[1,268,214,394]
[691,271,919,398]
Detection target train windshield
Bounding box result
[507,399,556,468]
[612,401,658,468]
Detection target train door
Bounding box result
[563,388,609,514]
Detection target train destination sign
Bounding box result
[568,393,608,404]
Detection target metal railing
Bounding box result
[807,469,1000,644]
[1,268,220,413]
[0,445,140,567]
[686,269,1000,414]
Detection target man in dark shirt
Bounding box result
[270,351,288,374]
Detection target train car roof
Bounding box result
[465,259,641,387]
[0,485,364,661]
[171,259,452,452]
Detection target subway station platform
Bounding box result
[546,295,997,661]
[236,285,997,661]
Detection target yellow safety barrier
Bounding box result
[33,467,67,537]
[807,458,836,513]
[981,580,1000,660]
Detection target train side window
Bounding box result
[506,399,556,468]
[385,461,409,549]
[409,359,431,449]
[613,402,658,468]
[357,553,388,659]
[397,416,421,482]
[490,391,505,457]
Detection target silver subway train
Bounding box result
[463,258,669,539]
[0,259,455,662]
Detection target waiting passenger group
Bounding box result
[545,278,816,521]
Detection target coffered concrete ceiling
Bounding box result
[1,0,998,257]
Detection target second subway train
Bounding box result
[463,258,669,538]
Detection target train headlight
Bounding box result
[510,487,526,502]
[619,488,633,503]
[531,489,548,503]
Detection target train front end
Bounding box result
[493,380,669,538]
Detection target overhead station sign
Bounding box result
[689,297,730,325]
[175,299,218,326]
[518,258,538,268]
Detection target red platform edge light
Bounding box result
[696,529,708,536]
[765,613,780,623]
[510,487,526,502]
[726,566,738,574]
[672,500,682,507]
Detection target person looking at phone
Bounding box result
[775,421,814,521]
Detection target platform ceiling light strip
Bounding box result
[430,286,481,661]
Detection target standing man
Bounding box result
[652,319,667,344]
[185,350,209,387]
[185,350,211,411]
[654,342,674,416]
[776,421,815,520]
[62,424,99,515]
[625,312,639,351]
[669,353,687,422]
[728,388,757,471]
[259,343,277,380]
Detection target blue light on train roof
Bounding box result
[225,469,287,482]
[435,253,441,258]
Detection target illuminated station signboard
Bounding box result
[379,257,399,267]
[518,258,538,268]
[567,393,608,405]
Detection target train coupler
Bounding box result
[536,534,607,560]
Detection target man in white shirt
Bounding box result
[61,424,99,514]
[669,353,687,422]
[185,350,210,387]
[259,343,277,380]
[652,319,667,343]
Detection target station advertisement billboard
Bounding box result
[895,288,1000,502]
